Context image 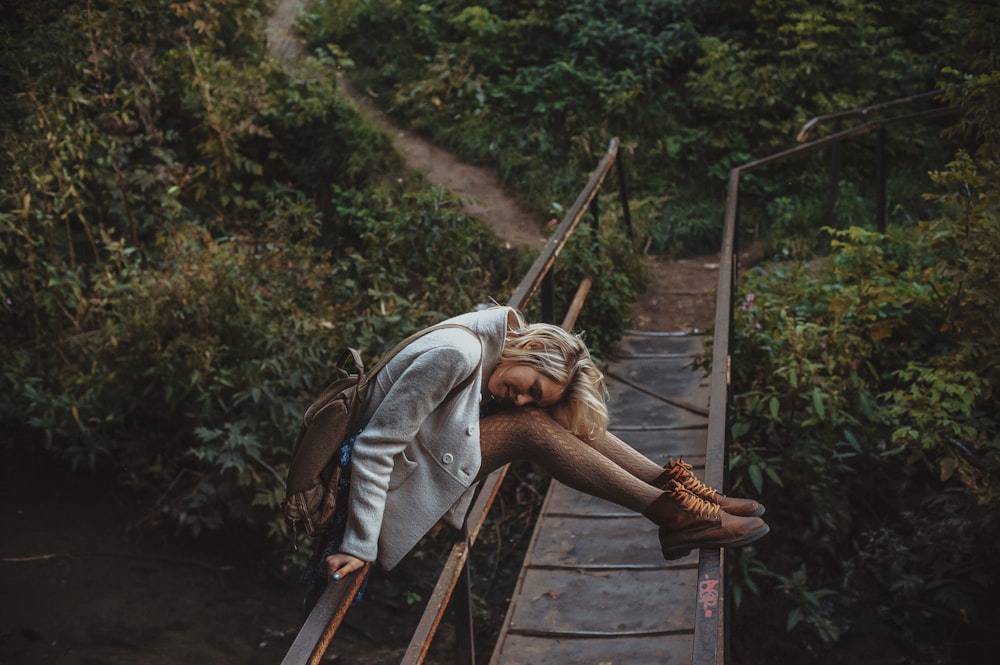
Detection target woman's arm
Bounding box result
[338,334,481,563]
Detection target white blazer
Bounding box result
[339,306,516,569]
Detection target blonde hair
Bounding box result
[503,317,609,442]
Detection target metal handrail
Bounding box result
[281,138,630,665]
[795,89,944,142]
[693,92,956,665]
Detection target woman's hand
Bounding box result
[325,553,366,581]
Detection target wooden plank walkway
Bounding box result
[489,331,713,664]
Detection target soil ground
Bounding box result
[0,5,719,665]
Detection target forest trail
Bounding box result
[0,11,724,665]
[265,0,719,333]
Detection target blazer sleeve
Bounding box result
[339,335,480,562]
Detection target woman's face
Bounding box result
[487,361,565,408]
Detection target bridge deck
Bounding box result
[489,331,711,664]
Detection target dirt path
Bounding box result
[264,0,720,333]
[336,77,551,250]
[267,0,547,251]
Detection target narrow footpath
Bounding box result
[264,0,721,334]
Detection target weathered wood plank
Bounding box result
[605,429,707,461]
[614,356,708,398]
[492,633,693,664]
[489,332,711,665]
[506,568,697,635]
[606,382,708,431]
[526,513,692,568]
[612,332,706,359]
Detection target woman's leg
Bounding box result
[582,430,664,485]
[585,430,766,517]
[477,407,769,559]
[478,408,659,512]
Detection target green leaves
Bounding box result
[721,174,1000,649]
[0,0,526,544]
[303,0,702,215]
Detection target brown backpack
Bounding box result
[281,324,477,541]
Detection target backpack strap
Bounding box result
[362,323,483,403]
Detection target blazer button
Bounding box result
[466,425,476,435]
[442,453,455,464]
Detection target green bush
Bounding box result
[717,222,998,655]
[0,0,525,540]
[301,0,703,215]
[300,0,953,256]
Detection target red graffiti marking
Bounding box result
[699,573,719,618]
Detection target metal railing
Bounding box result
[693,91,957,665]
[281,137,632,665]
[797,90,951,231]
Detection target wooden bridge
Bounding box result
[489,330,717,664]
[280,91,957,665]
[281,138,733,665]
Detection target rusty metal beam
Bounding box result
[279,562,372,665]
[561,277,592,331]
[796,89,944,142]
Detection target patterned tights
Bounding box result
[476,407,663,513]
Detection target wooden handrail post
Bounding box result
[589,190,600,240]
[829,118,842,223]
[541,271,555,324]
[561,278,593,332]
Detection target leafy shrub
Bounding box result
[715,222,998,656]
[301,0,703,215]
[301,0,955,258]
[0,0,523,541]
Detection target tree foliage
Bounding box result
[0,0,522,537]
[302,0,952,254]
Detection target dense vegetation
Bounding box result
[299,1,1000,662]
[1,0,640,559]
[302,0,955,253]
[3,0,998,662]
[0,0,637,545]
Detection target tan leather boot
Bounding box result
[653,458,765,517]
[642,481,770,560]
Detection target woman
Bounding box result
[307,305,768,605]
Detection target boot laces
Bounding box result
[669,482,720,519]
[667,459,719,501]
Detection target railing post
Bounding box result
[875,126,887,232]
[453,527,476,665]
[589,191,600,239]
[541,272,555,324]
[616,158,634,239]
[828,118,842,223]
